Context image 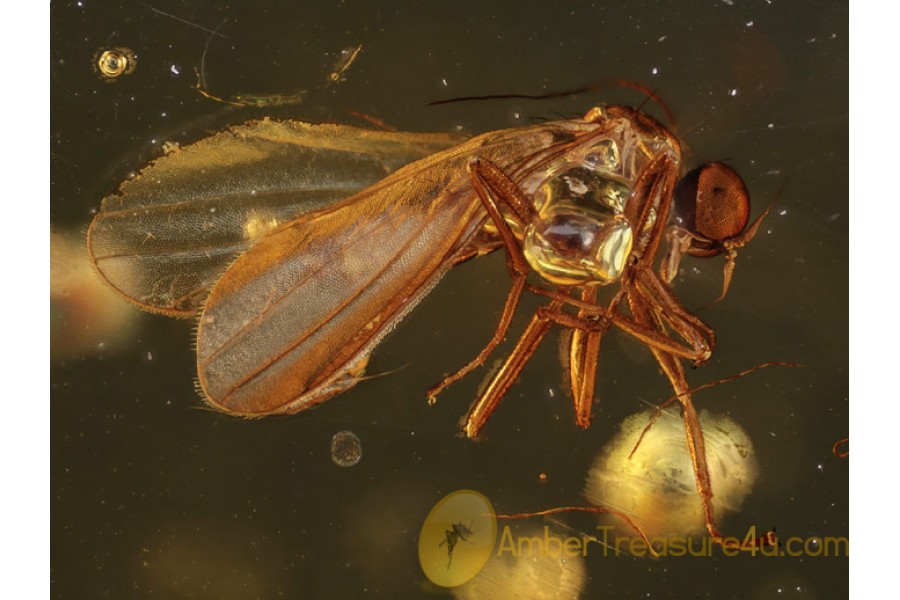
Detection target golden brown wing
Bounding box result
[87,119,465,315]
[194,120,595,416]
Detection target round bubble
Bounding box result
[331,431,362,467]
[93,47,137,80]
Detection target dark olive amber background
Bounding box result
[51,1,847,597]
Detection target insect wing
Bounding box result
[87,119,465,315]
[196,143,493,416]
[194,110,678,416]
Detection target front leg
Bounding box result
[660,225,696,284]
[636,268,715,365]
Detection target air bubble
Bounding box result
[331,431,362,467]
[93,47,137,81]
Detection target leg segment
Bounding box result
[627,290,723,543]
[660,225,695,283]
[568,287,602,428]
[427,159,534,403]
[635,269,715,364]
[628,288,771,548]
[626,152,680,269]
[464,301,561,438]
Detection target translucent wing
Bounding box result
[87,119,465,315]
[195,120,609,415]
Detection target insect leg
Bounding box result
[463,300,563,438]
[567,285,636,429]
[465,299,622,437]
[628,289,772,549]
[635,269,715,364]
[628,289,725,541]
[607,311,709,362]
[427,159,534,404]
[426,275,525,403]
[568,287,603,428]
[626,153,680,269]
[660,225,696,283]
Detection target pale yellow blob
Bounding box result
[418,490,497,588]
[453,525,586,600]
[242,211,280,241]
[584,409,758,539]
[51,227,139,358]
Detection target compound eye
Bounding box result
[674,162,751,242]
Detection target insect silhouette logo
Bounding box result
[418,490,497,587]
[440,521,476,568]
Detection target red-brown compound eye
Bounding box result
[674,162,751,242]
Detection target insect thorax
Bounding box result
[523,139,634,287]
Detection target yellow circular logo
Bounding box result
[418,490,497,588]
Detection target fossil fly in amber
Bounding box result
[88,105,770,548]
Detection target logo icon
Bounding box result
[418,490,497,587]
